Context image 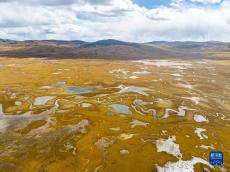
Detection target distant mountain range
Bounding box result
[148,41,230,51]
[0,39,17,44]
[0,39,229,59]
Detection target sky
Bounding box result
[0,0,229,42]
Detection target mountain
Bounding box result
[148,41,230,52]
[0,39,229,60]
[21,40,87,46]
[81,39,141,48]
[0,39,16,44]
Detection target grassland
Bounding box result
[0,57,229,172]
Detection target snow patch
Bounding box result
[120,149,129,155]
[162,106,186,119]
[156,135,182,158]
[119,133,134,140]
[129,76,139,79]
[133,70,150,75]
[183,97,200,105]
[194,128,208,140]
[134,60,192,69]
[40,86,53,89]
[81,103,92,108]
[34,96,55,106]
[199,145,215,150]
[95,137,115,156]
[118,85,149,96]
[15,101,22,106]
[194,114,209,123]
[130,119,148,128]
[155,157,213,172]
[178,83,193,89]
[109,127,120,131]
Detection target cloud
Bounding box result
[0,0,112,6]
[190,0,222,4]
[0,0,229,42]
[171,0,185,7]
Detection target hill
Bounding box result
[0,39,229,60]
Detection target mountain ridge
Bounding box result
[0,39,229,60]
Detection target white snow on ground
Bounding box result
[109,127,120,131]
[0,119,8,130]
[15,101,22,106]
[40,86,53,89]
[194,114,209,123]
[156,135,182,158]
[162,106,186,119]
[119,133,134,140]
[81,103,92,108]
[130,119,149,128]
[109,69,130,79]
[132,98,156,117]
[120,149,129,155]
[0,104,7,130]
[95,137,115,156]
[134,99,153,106]
[118,85,149,96]
[171,73,183,77]
[194,128,208,140]
[0,104,3,115]
[68,119,90,134]
[109,69,129,75]
[178,83,194,89]
[155,157,213,172]
[129,76,139,79]
[134,60,192,69]
[197,60,208,64]
[161,130,167,135]
[199,145,215,150]
[133,70,151,75]
[183,97,200,105]
[34,96,55,106]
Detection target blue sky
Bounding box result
[133,0,223,9]
[0,0,229,42]
[132,0,170,8]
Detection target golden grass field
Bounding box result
[0,57,229,172]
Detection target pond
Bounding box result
[64,87,96,94]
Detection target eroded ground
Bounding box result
[0,58,229,172]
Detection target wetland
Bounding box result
[0,58,229,172]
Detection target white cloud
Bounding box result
[190,0,222,4]
[171,0,185,7]
[0,0,112,6]
[0,0,229,42]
